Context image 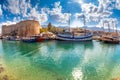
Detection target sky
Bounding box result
[0,0,120,33]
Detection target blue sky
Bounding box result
[0,0,120,33]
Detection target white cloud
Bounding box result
[102,18,118,24]
[74,0,84,4]
[5,0,20,14]
[74,13,92,23]
[49,1,71,23]
[4,0,48,24]
[71,19,84,27]
[98,0,113,10]
[13,17,22,22]
[2,1,71,25]
[19,0,31,17]
[115,0,120,9]
[50,13,71,23]
[1,21,16,26]
[73,0,114,23]
[98,0,120,10]
[73,0,120,28]
[27,7,48,24]
[97,18,118,29]
[0,5,2,16]
[4,0,31,17]
[81,3,98,14]
[74,13,84,19]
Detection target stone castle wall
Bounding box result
[2,20,42,37]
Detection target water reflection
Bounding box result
[83,65,99,80]
[72,68,83,80]
[0,40,120,80]
[55,40,94,50]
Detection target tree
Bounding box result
[40,28,48,33]
[47,22,52,31]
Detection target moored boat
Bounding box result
[0,35,2,39]
[56,13,93,41]
[100,19,119,44]
[57,32,93,41]
[22,37,36,43]
[36,37,45,42]
[101,36,119,44]
[2,36,20,41]
[9,36,21,41]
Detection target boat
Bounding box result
[41,32,56,40]
[57,32,93,41]
[9,36,21,41]
[101,20,119,44]
[102,36,119,44]
[2,36,10,40]
[0,35,2,39]
[36,36,45,42]
[22,37,36,43]
[56,13,93,41]
[3,36,21,41]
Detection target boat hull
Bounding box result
[56,37,92,41]
[102,40,119,44]
[36,37,45,42]
[101,36,119,44]
[56,33,93,41]
[22,38,36,43]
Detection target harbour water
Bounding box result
[0,40,120,80]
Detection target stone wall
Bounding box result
[2,20,42,37]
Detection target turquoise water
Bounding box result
[0,40,120,80]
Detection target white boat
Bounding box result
[56,13,93,41]
[3,36,20,41]
[57,32,93,41]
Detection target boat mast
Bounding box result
[115,22,118,34]
[112,21,114,32]
[108,22,110,33]
[83,14,87,35]
[102,21,104,31]
[68,12,71,32]
[83,14,86,26]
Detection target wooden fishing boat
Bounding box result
[100,20,119,44]
[102,36,119,44]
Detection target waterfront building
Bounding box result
[2,20,42,37]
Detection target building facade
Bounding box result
[2,20,42,37]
